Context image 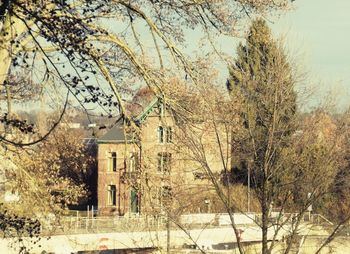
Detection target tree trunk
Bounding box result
[262,180,269,254]
[167,212,170,254]
[0,12,28,86]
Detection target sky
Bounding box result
[271,0,350,110]
[17,1,350,113]
[183,0,350,111]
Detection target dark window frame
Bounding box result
[108,152,117,172]
[157,152,172,172]
[158,126,173,143]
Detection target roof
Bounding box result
[97,97,167,144]
[97,119,135,144]
[133,97,160,124]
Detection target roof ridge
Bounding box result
[134,97,160,123]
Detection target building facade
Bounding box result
[97,98,231,216]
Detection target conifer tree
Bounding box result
[227,18,297,254]
[227,18,297,180]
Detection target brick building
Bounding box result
[97,98,230,216]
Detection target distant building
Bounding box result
[62,122,81,129]
[97,98,231,216]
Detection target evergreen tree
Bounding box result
[227,18,297,182]
[227,18,297,254]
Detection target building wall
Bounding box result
[97,142,139,215]
[138,111,175,214]
[97,105,232,216]
[137,110,232,214]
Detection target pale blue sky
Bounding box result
[271,0,350,110]
[182,1,350,110]
[29,1,350,112]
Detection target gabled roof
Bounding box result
[133,97,160,124]
[97,118,134,144]
[97,97,167,144]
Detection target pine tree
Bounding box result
[228,18,297,178]
[227,18,297,254]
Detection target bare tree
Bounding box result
[0,0,291,145]
[0,0,297,251]
[154,19,350,253]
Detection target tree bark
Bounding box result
[0,12,27,86]
[262,179,269,254]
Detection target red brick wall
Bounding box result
[97,143,133,215]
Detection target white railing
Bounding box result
[179,213,256,226]
[41,214,167,235]
[39,211,334,235]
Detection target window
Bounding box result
[130,188,140,213]
[157,126,173,143]
[129,152,139,172]
[157,186,172,207]
[157,152,172,172]
[157,126,164,143]
[161,185,172,198]
[166,127,172,143]
[107,185,116,206]
[108,152,117,172]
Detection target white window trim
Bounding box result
[107,151,117,172]
[107,185,117,206]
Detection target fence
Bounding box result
[41,214,167,235]
[39,211,334,236]
[179,213,256,226]
[253,212,334,227]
